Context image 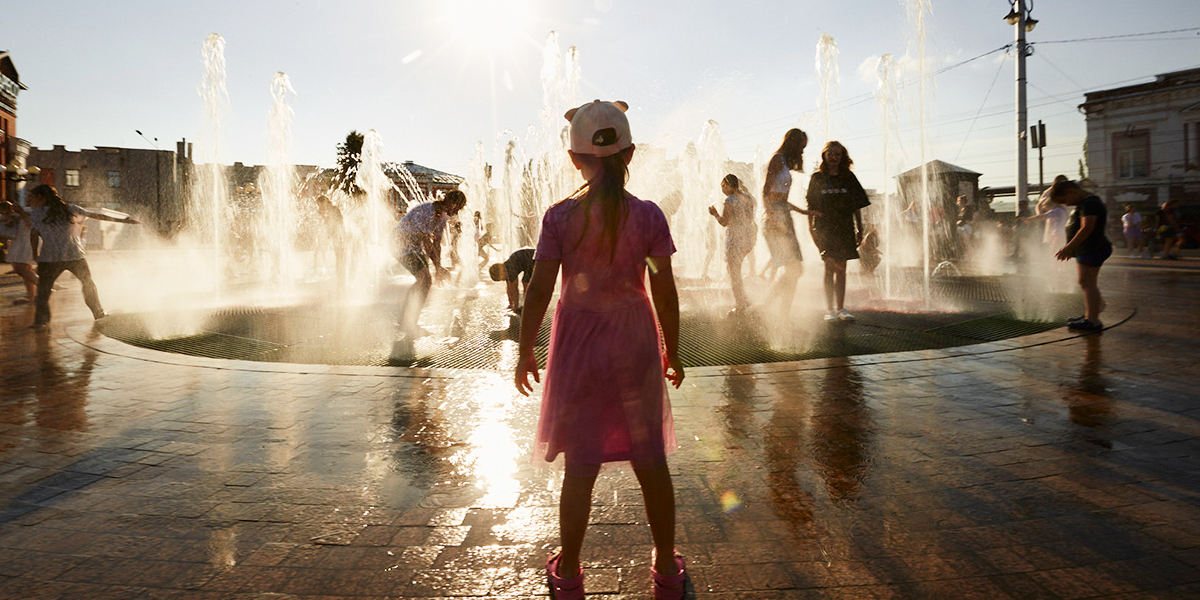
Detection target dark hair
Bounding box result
[564,148,631,260]
[776,128,807,172]
[1050,179,1080,198]
[817,141,853,175]
[722,174,739,190]
[488,263,503,281]
[29,184,72,225]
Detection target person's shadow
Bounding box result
[1065,335,1112,445]
[808,359,874,507]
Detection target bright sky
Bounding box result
[4,0,1199,194]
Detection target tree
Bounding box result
[335,130,365,196]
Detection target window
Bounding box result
[107,170,121,188]
[1113,130,1149,179]
[65,169,80,187]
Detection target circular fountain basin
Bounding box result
[96,275,1081,370]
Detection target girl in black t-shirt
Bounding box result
[806,141,870,322]
[1050,180,1112,332]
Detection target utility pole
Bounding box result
[1014,0,1028,215]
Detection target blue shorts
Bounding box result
[1076,246,1112,268]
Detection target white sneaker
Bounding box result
[823,311,837,322]
[837,309,855,322]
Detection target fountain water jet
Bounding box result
[199,33,229,298]
[259,71,297,294]
[815,33,840,142]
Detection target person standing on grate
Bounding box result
[391,189,466,337]
[1049,179,1112,332]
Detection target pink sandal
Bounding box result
[651,550,686,600]
[546,553,585,600]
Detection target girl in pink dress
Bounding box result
[515,100,686,600]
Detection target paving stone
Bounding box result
[1,265,1198,597]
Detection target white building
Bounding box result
[1080,67,1200,209]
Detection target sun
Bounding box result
[438,0,540,56]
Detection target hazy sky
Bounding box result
[4,0,1199,193]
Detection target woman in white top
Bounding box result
[0,200,38,304]
[761,128,817,316]
[23,184,139,328]
[708,174,757,314]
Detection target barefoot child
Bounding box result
[515,100,687,600]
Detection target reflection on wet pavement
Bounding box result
[1,268,1199,598]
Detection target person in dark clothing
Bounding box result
[1050,179,1113,332]
[489,247,535,312]
[806,141,870,322]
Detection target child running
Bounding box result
[514,99,686,600]
[22,184,140,328]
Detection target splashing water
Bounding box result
[199,33,228,297]
[907,0,934,308]
[815,33,840,142]
[259,71,297,293]
[875,54,899,298]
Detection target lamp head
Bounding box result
[1025,18,1038,31]
[1004,9,1020,25]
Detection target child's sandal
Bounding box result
[651,550,686,600]
[546,553,585,600]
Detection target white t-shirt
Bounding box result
[1122,211,1143,230]
[393,202,448,257]
[29,204,90,262]
[1043,206,1067,245]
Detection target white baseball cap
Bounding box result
[565,100,632,158]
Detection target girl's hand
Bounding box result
[708,206,719,217]
[663,353,684,388]
[515,353,541,395]
[1055,246,1073,261]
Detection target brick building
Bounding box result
[0,51,28,204]
[28,141,194,236]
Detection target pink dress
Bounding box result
[533,194,677,467]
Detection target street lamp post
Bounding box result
[1006,0,1037,214]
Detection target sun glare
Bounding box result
[440,0,538,55]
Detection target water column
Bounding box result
[200,34,229,298]
[355,130,392,274]
[815,34,840,143]
[908,0,934,308]
[260,72,297,293]
[875,54,898,298]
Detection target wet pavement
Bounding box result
[1,260,1199,599]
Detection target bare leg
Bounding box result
[633,463,678,575]
[12,262,37,301]
[822,258,836,312]
[1078,263,1102,322]
[727,253,748,310]
[834,260,848,311]
[773,262,801,317]
[400,269,432,334]
[556,471,598,579]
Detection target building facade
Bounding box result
[28,141,194,236]
[1080,67,1200,209]
[1,51,28,204]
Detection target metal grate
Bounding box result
[97,277,1082,370]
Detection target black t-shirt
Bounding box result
[806,171,870,237]
[1066,195,1112,255]
[504,248,536,283]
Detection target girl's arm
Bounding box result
[515,259,561,395]
[709,203,730,226]
[647,255,684,388]
[77,207,139,224]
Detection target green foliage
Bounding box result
[335,130,365,196]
